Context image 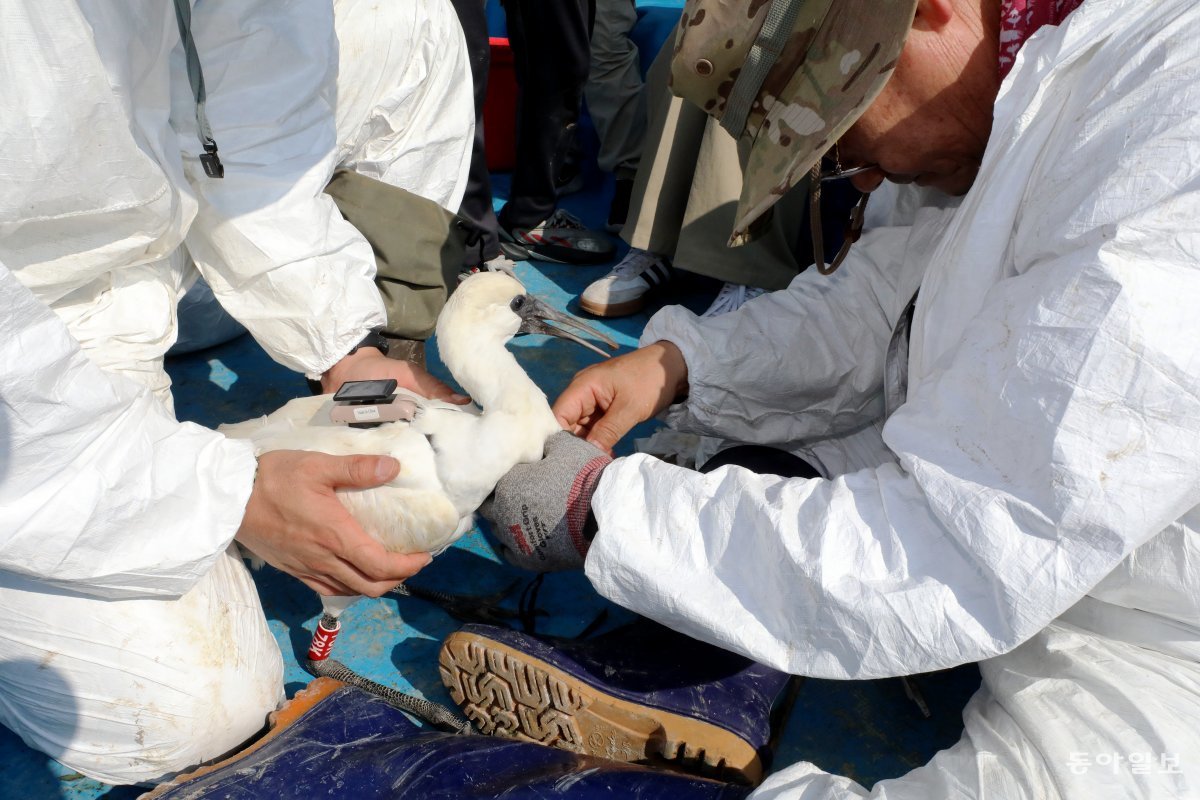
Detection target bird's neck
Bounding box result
[445,338,553,421]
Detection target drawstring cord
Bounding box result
[808,149,870,275]
[172,0,224,178]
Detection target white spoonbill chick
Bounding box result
[220,272,617,620]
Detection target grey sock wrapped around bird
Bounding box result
[479,431,612,572]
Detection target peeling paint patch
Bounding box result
[207,359,238,391]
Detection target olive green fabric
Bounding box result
[325,169,468,340]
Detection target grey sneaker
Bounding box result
[499,209,616,265]
[579,248,673,318]
[700,283,767,317]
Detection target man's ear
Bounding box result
[913,0,954,31]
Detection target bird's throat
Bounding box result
[449,341,551,420]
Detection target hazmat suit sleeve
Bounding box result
[172,0,387,378]
[0,263,257,599]
[587,65,1200,679]
[640,215,939,446]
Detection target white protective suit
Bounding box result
[586,0,1200,796]
[0,0,471,784]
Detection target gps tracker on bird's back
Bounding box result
[333,379,397,403]
[330,379,417,427]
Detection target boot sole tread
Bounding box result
[439,632,761,784]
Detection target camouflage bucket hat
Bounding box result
[671,0,918,245]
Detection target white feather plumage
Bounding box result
[220,273,610,611]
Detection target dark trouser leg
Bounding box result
[700,444,822,480]
[497,0,594,230]
[448,0,502,265]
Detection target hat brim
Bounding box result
[730,0,918,245]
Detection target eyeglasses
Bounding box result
[817,143,878,182]
[819,163,879,182]
[807,144,872,274]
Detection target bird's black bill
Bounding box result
[514,295,619,357]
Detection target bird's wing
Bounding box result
[338,484,465,555]
[220,392,480,444]
[393,387,482,418]
[221,396,447,495]
[222,397,465,552]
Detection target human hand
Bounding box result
[552,341,689,454]
[320,347,470,404]
[479,431,612,572]
[235,449,432,596]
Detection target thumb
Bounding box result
[329,454,400,489]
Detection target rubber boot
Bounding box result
[439,619,794,785]
[146,678,750,800]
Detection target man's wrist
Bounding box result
[346,328,391,358]
[647,340,690,401]
[316,333,389,394]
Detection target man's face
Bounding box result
[835,1,999,195]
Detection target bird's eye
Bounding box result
[510,295,527,312]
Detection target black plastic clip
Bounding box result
[200,140,224,179]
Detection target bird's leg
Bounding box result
[306,612,343,662]
[303,611,472,733]
[391,579,549,629]
[900,675,932,718]
[304,595,360,662]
